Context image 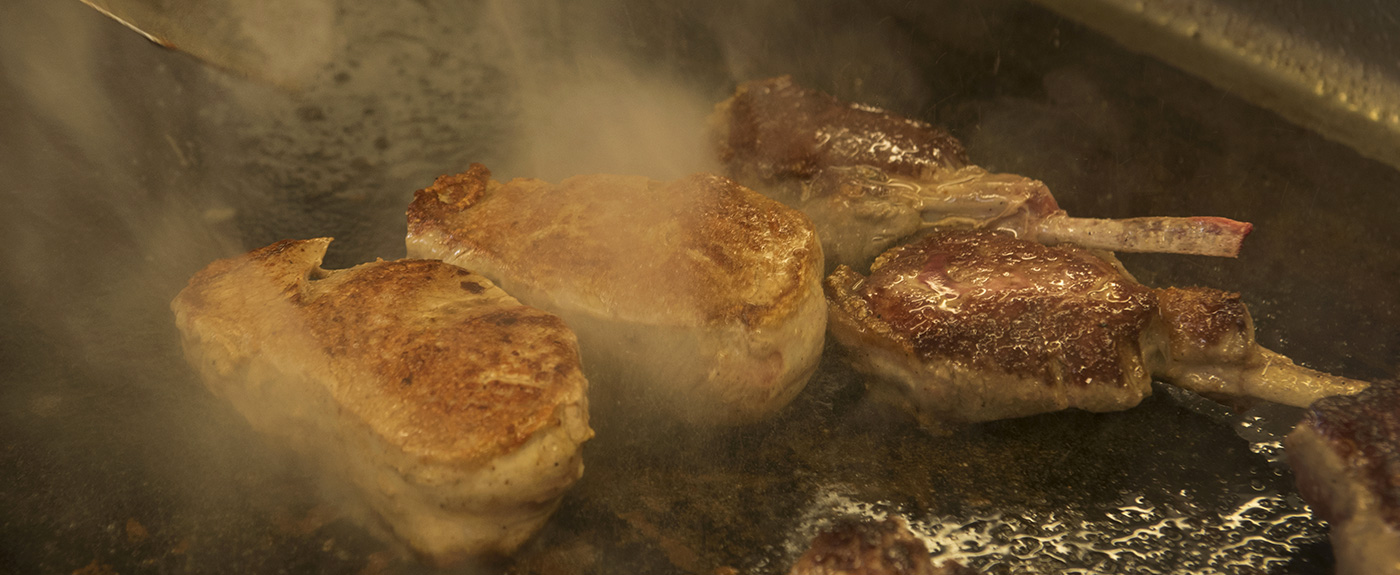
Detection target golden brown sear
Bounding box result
[171,238,591,566]
[407,165,827,426]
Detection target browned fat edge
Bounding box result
[1155,286,1251,358]
[407,162,493,237]
[303,259,579,461]
[1301,381,1400,529]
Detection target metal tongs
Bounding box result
[79,0,339,87]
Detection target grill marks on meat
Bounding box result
[1286,383,1400,575]
[788,518,975,575]
[712,76,1252,270]
[827,229,1368,431]
[171,238,592,566]
[406,164,827,425]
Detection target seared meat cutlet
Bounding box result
[789,518,975,575]
[825,229,1367,431]
[406,164,826,426]
[712,76,1251,271]
[171,238,591,566]
[1286,382,1400,575]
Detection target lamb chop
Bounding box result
[711,76,1252,271]
[825,229,1367,432]
[1285,382,1400,575]
[406,164,827,426]
[789,518,975,575]
[171,238,592,567]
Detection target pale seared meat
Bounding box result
[713,76,1251,271]
[406,164,826,426]
[826,229,1367,432]
[789,518,975,575]
[171,238,591,566]
[1286,382,1400,575]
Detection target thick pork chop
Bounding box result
[825,229,1366,432]
[171,238,591,566]
[406,164,826,426]
[1286,382,1400,575]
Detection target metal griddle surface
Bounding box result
[2,0,1397,573]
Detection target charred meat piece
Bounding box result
[406,164,826,426]
[712,76,1251,271]
[789,518,975,575]
[1286,383,1400,575]
[825,229,1366,431]
[171,238,592,567]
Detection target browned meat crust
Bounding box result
[715,75,969,184]
[1296,382,1400,528]
[834,229,1156,389]
[1286,382,1400,575]
[824,229,1158,430]
[713,76,1251,265]
[171,238,591,564]
[406,165,827,425]
[789,518,974,575]
[1155,286,1254,365]
[408,164,820,329]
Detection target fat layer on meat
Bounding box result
[170,238,592,566]
[1286,382,1400,575]
[406,164,827,426]
[826,229,1367,432]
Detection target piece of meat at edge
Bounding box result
[789,518,976,575]
[170,237,592,567]
[712,76,1251,271]
[1285,382,1400,575]
[405,164,827,426]
[824,229,1368,432]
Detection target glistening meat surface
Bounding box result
[825,229,1366,432]
[170,238,592,567]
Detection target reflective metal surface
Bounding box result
[2,0,1396,573]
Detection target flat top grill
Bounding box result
[1,0,1395,573]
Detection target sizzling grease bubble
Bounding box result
[792,486,1324,573]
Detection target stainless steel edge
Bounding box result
[1031,0,1400,174]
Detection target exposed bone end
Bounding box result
[1151,286,1369,407]
[1158,347,1370,408]
[1035,214,1253,257]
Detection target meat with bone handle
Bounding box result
[170,238,592,566]
[711,76,1252,271]
[824,229,1367,432]
[789,518,976,575]
[1285,382,1400,575]
[406,164,826,426]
